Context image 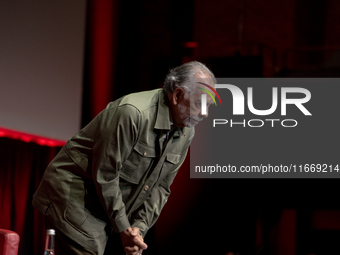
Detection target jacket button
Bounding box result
[144,152,147,156]
[144,185,149,191]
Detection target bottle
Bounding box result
[44,229,55,255]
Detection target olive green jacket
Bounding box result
[32,89,194,254]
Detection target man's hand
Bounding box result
[120,227,147,255]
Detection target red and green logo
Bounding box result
[196,82,222,115]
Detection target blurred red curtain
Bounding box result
[0,137,61,254]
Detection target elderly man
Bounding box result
[33,61,215,255]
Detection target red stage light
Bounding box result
[0,127,66,147]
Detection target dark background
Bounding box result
[2,0,340,254]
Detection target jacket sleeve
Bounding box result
[129,148,189,237]
[91,103,140,233]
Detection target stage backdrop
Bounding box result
[0,0,86,141]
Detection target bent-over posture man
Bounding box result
[33,61,215,255]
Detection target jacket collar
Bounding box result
[154,90,184,137]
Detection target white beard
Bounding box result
[177,102,202,127]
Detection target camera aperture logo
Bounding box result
[197,82,312,128]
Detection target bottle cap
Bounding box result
[46,229,55,235]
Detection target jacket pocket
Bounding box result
[165,153,181,165]
[120,141,156,184]
[64,200,106,238]
[163,153,181,172]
